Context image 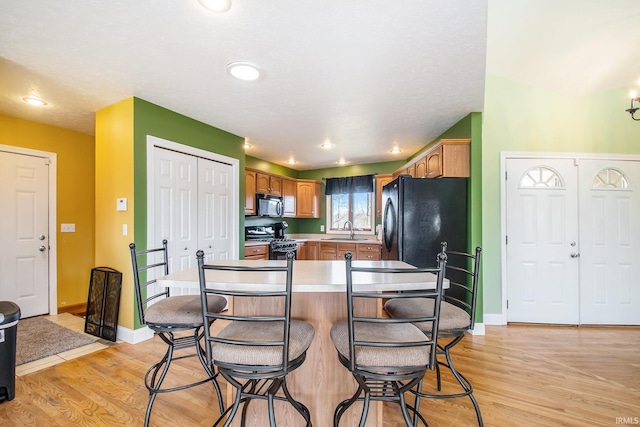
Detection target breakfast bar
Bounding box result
[157,260,445,427]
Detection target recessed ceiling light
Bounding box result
[226,62,260,81]
[390,146,402,154]
[243,141,252,149]
[320,139,335,149]
[198,0,231,13]
[23,96,47,107]
[336,158,348,165]
[287,157,297,165]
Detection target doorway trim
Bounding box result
[0,144,57,315]
[499,151,640,325]
[145,135,240,260]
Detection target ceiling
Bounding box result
[0,0,638,170]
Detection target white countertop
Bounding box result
[157,260,445,293]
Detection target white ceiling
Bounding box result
[0,1,637,170]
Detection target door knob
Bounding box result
[39,246,46,252]
[570,252,580,258]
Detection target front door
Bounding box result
[0,151,50,317]
[505,156,640,325]
[505,158,580,324]
[578,159,640,325]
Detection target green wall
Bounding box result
[481,75,640,319]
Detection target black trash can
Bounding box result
[0,301,20,402]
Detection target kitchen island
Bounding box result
[157,260,444,427]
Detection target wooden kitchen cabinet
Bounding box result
[256,171,282,196]
[337,242,357,261]
[312,241,380,261]
[414,156,427,178]
[296,180,321,218]
[296,242,307,260]
[425,146,443,178]
[393,139,470,179]
[375,174,393,217]
[356,243,381,260]
[244,244,268,260]
[319,242,337,260]
[282,178,297,217]
[245,169,257,215]
[306,242,319,260]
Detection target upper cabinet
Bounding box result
[393,139,470,179]
[245,169,257,215]
[246,168,320,218]
[282,178,297,217]
[296,180,321,218]
[256,171,282,195]
[375,174,393,217]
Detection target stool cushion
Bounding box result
[330,321,431,367]
[384,298,470,333]
[211,320,315,366]
[145,295,226,327]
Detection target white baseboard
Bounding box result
[116,325,154,344]
[468,323,485,335]
[483,313,507,325]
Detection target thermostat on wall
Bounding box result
[116,198,128,211]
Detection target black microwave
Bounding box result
[256,193,284,217]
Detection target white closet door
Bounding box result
[197,158,233,262]
[578,160,640,325]
[154,147,198,296]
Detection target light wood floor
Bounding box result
[1,324,639,426]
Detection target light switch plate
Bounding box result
[61,223,75,232]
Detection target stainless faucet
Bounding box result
[344,220,355,240]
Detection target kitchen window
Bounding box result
[324,174,374,233]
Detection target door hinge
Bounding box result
[506,300,509,309]
[44,157,51,165]
[505,171,508,181]
[506,235,508,245]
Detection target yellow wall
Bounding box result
[95,99,135,329]
[0,114,95,309]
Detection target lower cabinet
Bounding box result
[306,242,319,260]
[296,242,307,260]
[244,244,268,260]
[356,243,381,260]
[311,241,380,260]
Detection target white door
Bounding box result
[197,157,233,262]
[152,146,234,295]
[154,148,198,275]
[505,158,580,324]
[578,160,640,325]
[0,151,50,317]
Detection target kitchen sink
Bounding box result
[321,237,370,241]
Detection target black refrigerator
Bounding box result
[381,175,467,268]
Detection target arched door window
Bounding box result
[592,168,630,190]
[519,166,564,189]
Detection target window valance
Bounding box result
[324,174,374,195]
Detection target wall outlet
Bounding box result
[61,223,75,232]
[320,225,325,232]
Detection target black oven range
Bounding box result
[245,223,297,260]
